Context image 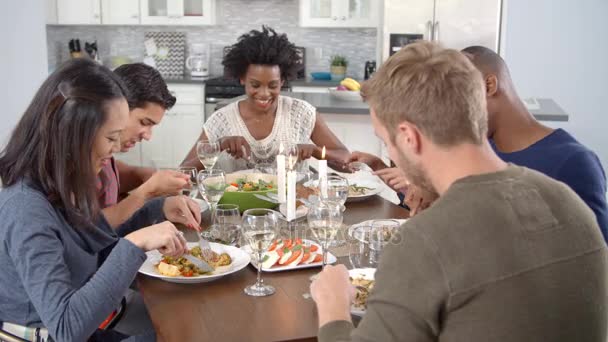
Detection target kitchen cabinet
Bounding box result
[140,0,216,25]
[320,113,383,158]
[56,0,101,25]
[381,0,502,60]
[101,0,140,25]
[299,0,379,28]
[46,0,58,24]
[120,84,205,169]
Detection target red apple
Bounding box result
[336,85,348,91]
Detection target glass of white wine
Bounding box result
[307,201,343,267]
[197,169,226,238]
[197,139,220,170]
[242,208,279,297]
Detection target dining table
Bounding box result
[138,195,409,342]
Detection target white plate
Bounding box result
[329,87,362,102]
[278,203,308,220]
[347,180,383,202]
[138,242,250,284]
[348,219,408,240]
[349,268,376,316]
[243,239,337,272]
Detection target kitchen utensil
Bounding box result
[182,253,214,273]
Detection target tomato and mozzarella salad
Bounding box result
[260,238,323,269]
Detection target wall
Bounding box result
[0,0,49,147]
[502,0,608,167]
[46,0,377,80]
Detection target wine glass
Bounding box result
[242,208,279,297]
[197,169,226,239]
[177,166,197,198]
[307,201,343,267]
[197,139,220,170]
[212,204,241,245]
[322,175,349,210]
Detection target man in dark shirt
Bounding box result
[462,46,608,242]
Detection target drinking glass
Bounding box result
[197,140,220,170]
[370,219,401,251]
[348,225,378,269]
[177,166,197,199]
[197,169,226,238]
[322,175,349,210]
[307,201,343,267]
[212,204,241,245]
[242,208,279,296]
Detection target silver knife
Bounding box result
[182,254,214,273]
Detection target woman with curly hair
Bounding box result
[182,26,349,172]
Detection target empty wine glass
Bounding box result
[177,166,197,199]
[197,169,226,239]
[197,139,220,170]
[307,201,343,267]
[242,208,279,297]
[212,204,241,245]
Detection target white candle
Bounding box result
[318,146,328,197]
[277,143,286,203]
[287,156,297,221]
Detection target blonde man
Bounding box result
[311,41,607,342]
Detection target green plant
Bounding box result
[330,55,348,67]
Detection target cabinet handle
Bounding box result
[131,14,138,19]
[341,16,346,20]
[434,21,440,42]
[426,20,433,41]
[93,14,100,19]
[332,16,337,20]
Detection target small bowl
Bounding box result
[329,87,362,102]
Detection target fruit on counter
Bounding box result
[336,85,349,91]
[340,78,361,91]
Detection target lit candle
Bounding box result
[277,142,286,203]
[318,146,328,197]
[287,155,297,221]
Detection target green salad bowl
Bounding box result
[218,172,278,213]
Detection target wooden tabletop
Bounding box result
[138,196,409,342]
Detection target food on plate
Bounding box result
[156,247,232,277]
[260,239,323,268]
[351,276,375,310]
[340,78,361,91]
[348,184,375,196]
[226,178,275,192]
[336,85,348,91]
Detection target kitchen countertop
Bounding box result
[163,77,360,87]
[216,93,569,122]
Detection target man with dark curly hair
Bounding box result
[100,63,195,228]
[181,26,349,172]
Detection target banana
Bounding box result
[340,78,361,91]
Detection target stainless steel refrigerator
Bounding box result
[380,0,503,60]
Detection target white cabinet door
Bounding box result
[140,0,215,25]
[170,107,203,167]
[433,0,501,51]
[114,145,143,167]
[300,0,378,28]
[140,114,175,169]
[101,0,140,25]
[57,0,101,24]
[381,0,435,61]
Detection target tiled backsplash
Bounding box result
[46,0,377,80]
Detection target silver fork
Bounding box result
[198,233,214,260]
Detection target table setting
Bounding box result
[136,138,410,341]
